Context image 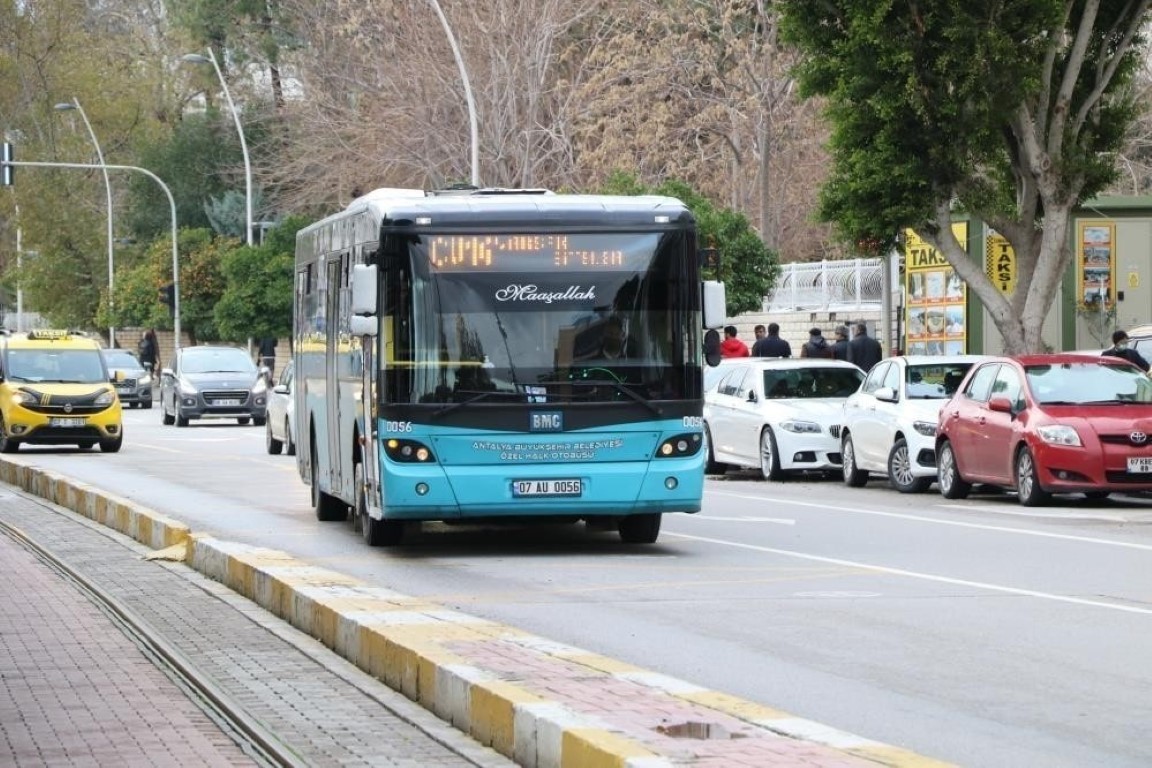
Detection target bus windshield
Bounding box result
[382,230,701,404]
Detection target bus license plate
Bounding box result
[1128,457,1152,473]
[50,418,85,428]
[512,479,582,497]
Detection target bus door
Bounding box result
[325,256,344,492]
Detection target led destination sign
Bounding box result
[426,234,652,272]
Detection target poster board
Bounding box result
[904,223,968,356]
[1077,221,1116,308]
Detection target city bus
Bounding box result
[293,187,726,546]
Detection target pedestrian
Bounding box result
[258,336,278,377]
[753,325,767,345]
[799,327,833,359]
[847,322,883,372]
[137,328,160,374]
[719,325,750,358]
[1102,329,1150,372]
[751,322,792,358]
[830,325,850,361]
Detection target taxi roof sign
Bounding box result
[25,329,74,340]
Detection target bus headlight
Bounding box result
[657,433,702,458]
[385,438,437,463]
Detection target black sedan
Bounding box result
[101,348,153,409]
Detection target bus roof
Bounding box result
[304,187,695,233]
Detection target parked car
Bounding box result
[101,348,153,409]
[840,355,986,492]
[704,358,865,480]
[159,345,268,427]
[936,353,1152,505]
[265,360,296,455]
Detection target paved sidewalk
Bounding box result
[0,530,257,767]
[0,484,511,768]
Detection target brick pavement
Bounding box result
[0,484,511,768]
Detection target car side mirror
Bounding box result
[160,367,174,378]
[273,384,289,395]
[747,390,758,403]
[988,396,1015,414]
[874,386,898,403]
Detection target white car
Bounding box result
[265,359,296,455]
[704,358,865,480]
[839,355,986,492]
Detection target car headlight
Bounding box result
[12,390,36,406]
[139,374,152,387]
[912,420,937,437]
[95,390,115,406]
[1035,424,1081,446]
[251,377,268,394]
[177,377,199,395]
[779,420,822,434]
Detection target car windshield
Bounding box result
[180,348,255,374]
[103,350,142,369]
[6,349,107,384]
[907,363,974,398]
[763,367,864,399]
[1026,361,1152,404]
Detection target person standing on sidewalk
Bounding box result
[137,329,160,374]
[847,322,883,372]
[719,325,750,358]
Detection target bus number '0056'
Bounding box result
[384,420,412,432]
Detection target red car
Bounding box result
[935,354,1152,505]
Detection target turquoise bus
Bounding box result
[293,187,726,546]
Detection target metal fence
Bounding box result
[763,258,885,312]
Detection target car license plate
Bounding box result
[215,399,242,406]
[512,479,582,497]
[1127,457,1152,473]
[118,386,133,394]
[49,417,85,428]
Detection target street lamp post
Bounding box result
[6,159,182,359]
[54,98,116,347]
[182,48,254,246]
[427,0,479,186]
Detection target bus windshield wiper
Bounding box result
[571,379,662,415]
[430,389,518,419]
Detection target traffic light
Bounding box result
[158,283,175,314]
[1,142,13,186]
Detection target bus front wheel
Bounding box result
[618,513,661,544]
[356,463,403,546]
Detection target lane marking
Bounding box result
[664,531,1152,615]
[709,490,1152,552]
[694,515,795,524]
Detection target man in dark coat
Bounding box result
[830,326,850,361]
[751,322,792,358]
[800,327,833,358]
[846,322,883,372]
[1102,329,1150,372]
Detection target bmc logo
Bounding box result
[530,412,563,432]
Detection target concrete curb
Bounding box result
[0,456,952,768]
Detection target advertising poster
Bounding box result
[904,224,968,356]
[1077,221,1116,307]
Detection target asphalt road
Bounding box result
[15,406,1152,768]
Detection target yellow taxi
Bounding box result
[0,329,123,453]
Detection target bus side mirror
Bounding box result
[351,264,378,316]
[702,281,726,330]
